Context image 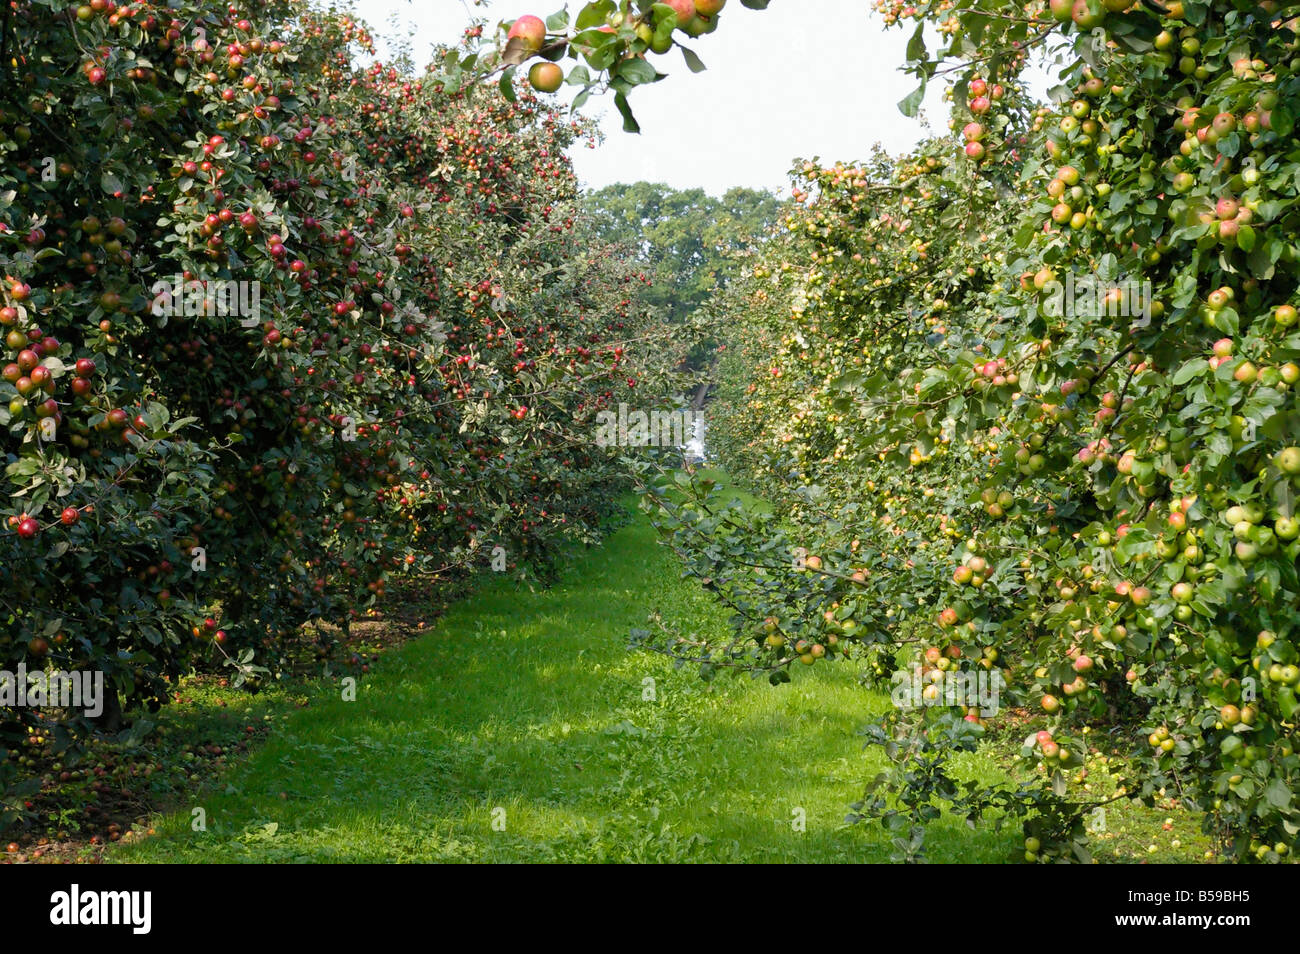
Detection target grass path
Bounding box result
[114,500,1023,863]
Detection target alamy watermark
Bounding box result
[891,665,1004,718]
[150,274,261,327]
[50,884,151,934]
[1042,271,1152,326]
[594,403,703,449]
[0,665,104,718]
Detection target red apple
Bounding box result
[663,0,697,27]
[506,15,546,53]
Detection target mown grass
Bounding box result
[112,482,1206,863]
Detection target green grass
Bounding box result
[107,496,1004,862]
[110,483,1207,863]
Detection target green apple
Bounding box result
[1277,446,1300,475]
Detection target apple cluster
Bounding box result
[501,1,729,99]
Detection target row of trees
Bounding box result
[585,182,778,326]
[694,1,1300,862]
[0,0,689,826]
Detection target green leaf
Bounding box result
[680,46,707,73]
[499,65,518,102]
[576,1,615,30]
[1236,224,1256,252]
[1270,106,1293,138]
[617,57,658,86]
[1264,777,1292,810]
[1277,688,1298,719]
[613,91,640,134]
[1172,357,1207,385]
[898,82,926,118]
[652,5,677,45]
[906,23,926,63]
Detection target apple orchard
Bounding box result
[6,0,1300,864]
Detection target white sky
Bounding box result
[352,0,954,197]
